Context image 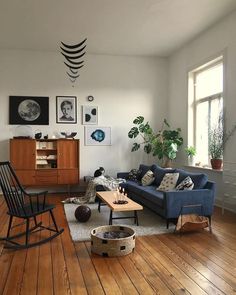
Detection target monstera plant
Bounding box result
[128,116,183,167]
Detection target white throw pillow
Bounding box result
[157,173,179,191]
[176,176,194,190]
[141,170,155,186]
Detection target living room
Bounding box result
[1,1,236,294]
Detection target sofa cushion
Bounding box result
[128,169,142,182]
[157,173,179,191]
[126,181,165,207]
[175,169,208,189]
[138,164,153,180]
[152,164,176,186]
[141,170,155,186]
[176,176,194,190]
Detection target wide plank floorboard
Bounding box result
[0,196,236,294]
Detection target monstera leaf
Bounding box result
[128,127,139,138]
[131,143,140,152]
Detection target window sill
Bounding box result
[183,165,223,174]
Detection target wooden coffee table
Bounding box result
[96,191,143,225]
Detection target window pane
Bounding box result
[196,101,209,165]
[210,97,223,129]
[195,63,223,100]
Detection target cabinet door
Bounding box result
[57,139,79,169]
[10,139,36,169]
[58,169,79,184]
[15,170,36,185]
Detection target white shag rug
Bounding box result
[64,203,174,241]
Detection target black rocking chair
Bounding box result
[0,161,64,250]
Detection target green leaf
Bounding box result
[131,143,140,152]
[133,116,144,125]
[163,119,170,127]
[144,143,152,154]
[128,127,139,138]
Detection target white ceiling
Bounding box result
[0,0,235,57]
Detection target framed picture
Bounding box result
[56,96,77,124]
[82,105,98,125]
[9,96,49,125]
[85,126,111,146]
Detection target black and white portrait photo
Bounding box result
[56,96,77,124]
[9,96,49,125]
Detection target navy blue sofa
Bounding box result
[117,164,216,228]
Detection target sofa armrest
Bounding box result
[164,186,215,219]
[117,172,129,179]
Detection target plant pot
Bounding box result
[210,159,223,170]
[162,157,172,168]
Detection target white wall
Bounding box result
[0,50,168,181]
[168,10,236,210]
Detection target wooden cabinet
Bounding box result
[10,139,79,186]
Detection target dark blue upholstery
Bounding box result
[117,165,216,225]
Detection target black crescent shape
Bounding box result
[66,72,80,79]
[61,38,87,49]
[60,45,86,55]
[69,78,76,83]
[61,51,86,60]
[64,62,84,70]
[69,69,78,75]
[63,55,84,65]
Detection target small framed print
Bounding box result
[56,96,77,124]
[9,96,49,125]
[85,126,111,146]
[82,105,98,125]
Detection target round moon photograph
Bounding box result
[18,99,41,121]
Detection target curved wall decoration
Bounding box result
[60,38,87,84]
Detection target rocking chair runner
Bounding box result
[0,161,64,249]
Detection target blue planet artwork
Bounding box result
[91,129,105,142]
[85,126,111,145]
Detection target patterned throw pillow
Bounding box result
[141,170,155,186]
[128,169,142,182]
[157,173,179,191]
[176,176,194,190]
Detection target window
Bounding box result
[188,57,223,166]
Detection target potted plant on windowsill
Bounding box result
[185,146,196,166]
[128,116,183,167]
[209,115,236,170]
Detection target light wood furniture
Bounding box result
[96,191,143,225]
[10,138,79,186]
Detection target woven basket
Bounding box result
[91,225,135,257]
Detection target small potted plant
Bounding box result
[209,114,236,170]
[185,146,196,166]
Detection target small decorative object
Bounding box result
[74,205,91,222]
[60,39,87,85]
[85,126,111,146]
[87,95,94,102]
[91,225,135,257]
[9,96,49,125]
[60,132,77,139]
[44,135,48,139]
[13,125,33,138]
[35,132,42,139]
[113,187,128,204]
[82,105,98,125]
[56,96,77,124]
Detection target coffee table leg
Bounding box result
[98,199,101,212]
[109,210,113,225]
[134,211,139,226]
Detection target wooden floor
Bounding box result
[1,196,236,295]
